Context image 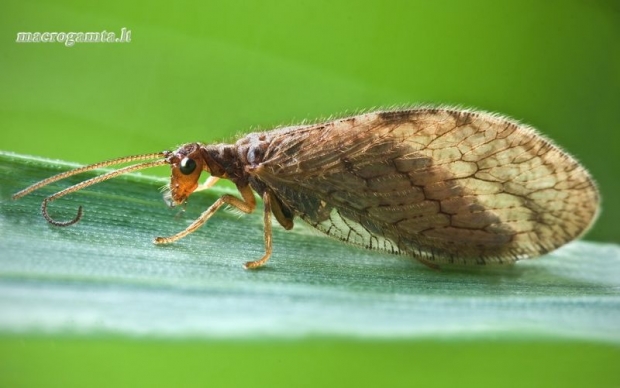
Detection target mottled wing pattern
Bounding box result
[252,108,599,265]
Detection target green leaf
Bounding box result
[0,150,619,342]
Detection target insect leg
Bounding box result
[194,176,220,193]
[154,185,256,245]
[243,191,273,270]
[268,190,294,230]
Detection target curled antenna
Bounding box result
[13,152,168,226]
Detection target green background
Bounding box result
[2,0,618,242]
[1,0,619,387]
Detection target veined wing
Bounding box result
[252,108,599,265]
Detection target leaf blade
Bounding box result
[1,151,619,342]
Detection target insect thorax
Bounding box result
[200,132,272,190]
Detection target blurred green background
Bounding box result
[1,0,618,242]
[1,0,619,387]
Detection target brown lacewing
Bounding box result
[12,108,600,269]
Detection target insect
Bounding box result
[13,108,600,269]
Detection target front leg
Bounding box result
[154,184,256,245]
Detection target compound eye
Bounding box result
[179,157,197,175]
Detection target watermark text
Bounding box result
[16,28,131,47]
